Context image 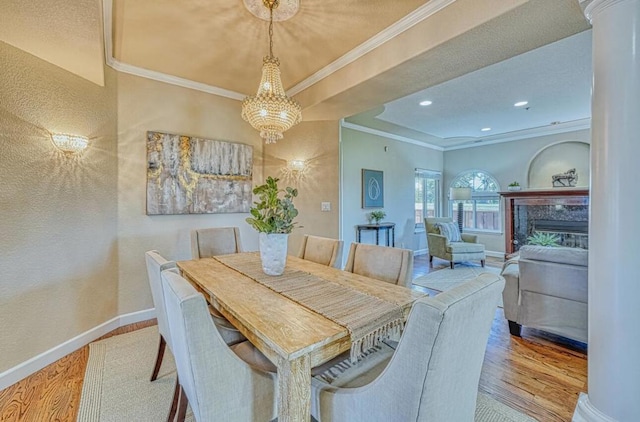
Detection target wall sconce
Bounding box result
[288,159,306,173]
[51,133,89,155]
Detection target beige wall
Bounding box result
[262,121,340,261]
[116,73,263,315]
[443,129,591,253]
[0,41,118,372]
[341,127,444,263]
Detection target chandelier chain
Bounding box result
[268,6,274,58]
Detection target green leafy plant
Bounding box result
[527,231,560,247]
[508,181,520,187]
[368,210,386,224]
[245,176,299,234]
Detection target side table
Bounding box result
[356,223,395,247]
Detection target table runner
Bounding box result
[215,253,404,363]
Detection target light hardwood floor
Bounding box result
[0,255,586,422]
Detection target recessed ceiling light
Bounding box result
[419,100,433,106]
[481,127,491,132]
[514,101,528,107]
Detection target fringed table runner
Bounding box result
[215,253,404,363]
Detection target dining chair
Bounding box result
[144,250,177,382]
[161,270,277,422]
[310,273,505,422]
[145,251,244,358]
[190,227,243,259]
[297,235,344,268]
[344,243,414,287]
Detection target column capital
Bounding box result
[580,0,627,23]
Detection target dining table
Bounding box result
[177,252,426,422]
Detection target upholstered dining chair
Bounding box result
[144,250,176,382]
[190,227,243,259]
[425,217,486,269]
[344,243,414,288]
[145,251,244,363]
[297,235,344,268]
[310,273,505,422]
[161,270,277,422]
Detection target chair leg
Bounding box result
[167,377,180,422]
[150,335,167,382]
[481,259,486,267]
[450,261,454,269]
[176,385,189,422]
[508,321,522,337]
[429,255,434,267]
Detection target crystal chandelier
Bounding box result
[241,0,302,144]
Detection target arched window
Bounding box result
[450,171,501,232]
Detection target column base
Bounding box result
[573,393,617,422]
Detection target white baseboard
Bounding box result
[414,248,428,256]
[573,393,617,422]
[0,308,155,391]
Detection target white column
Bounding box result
[574,0,640,421]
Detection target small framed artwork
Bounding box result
[362,169,384,208]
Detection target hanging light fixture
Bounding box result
[241,0,302,144]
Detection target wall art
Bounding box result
[362,169,384,208]
[146,131,253,215]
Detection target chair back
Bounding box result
[161,271,276,421]
[144,250,177,344]
[425,217,454,234]
[191,227,243,259]
[344,243,413,287]
[297,235,344,268]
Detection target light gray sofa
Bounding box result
[501,245,588,343]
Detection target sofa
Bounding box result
[501,245,588,343]
[425,217,485,269]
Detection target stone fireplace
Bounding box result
[500,189,589,256]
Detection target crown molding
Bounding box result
[102,0,244,100]
[287,0,456,96]
[444,118,591,151]
[340,121,444,151]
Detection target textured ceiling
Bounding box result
[376,29,592,141]
[111,0,428,94]
[2,0,592,149]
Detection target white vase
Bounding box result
[259,232,289,276]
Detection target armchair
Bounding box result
[425,217,485,269]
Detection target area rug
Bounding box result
[412,265,503,307]
[77,326,193,422]
[78,326,535,422]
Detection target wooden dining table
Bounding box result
[177,252,426,422]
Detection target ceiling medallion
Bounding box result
[241,0,302,144]
[243,0,299,21]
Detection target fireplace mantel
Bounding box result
[500,188,590,256]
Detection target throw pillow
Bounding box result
[435,222,462,242]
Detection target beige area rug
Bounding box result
[413,265,504,307]
[77,327,194,422]
[78,326,535,422]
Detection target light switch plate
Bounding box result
[321,202,331,212]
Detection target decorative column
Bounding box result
[574,0,640,421]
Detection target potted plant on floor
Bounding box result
[246,176,299,275]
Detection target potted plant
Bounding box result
[368,210,386,224]
[246,176,299,275]
[526,231,560,247]
[508,181,521,191]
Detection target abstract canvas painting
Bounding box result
[362,169,384,208]
[146,131,253,215]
